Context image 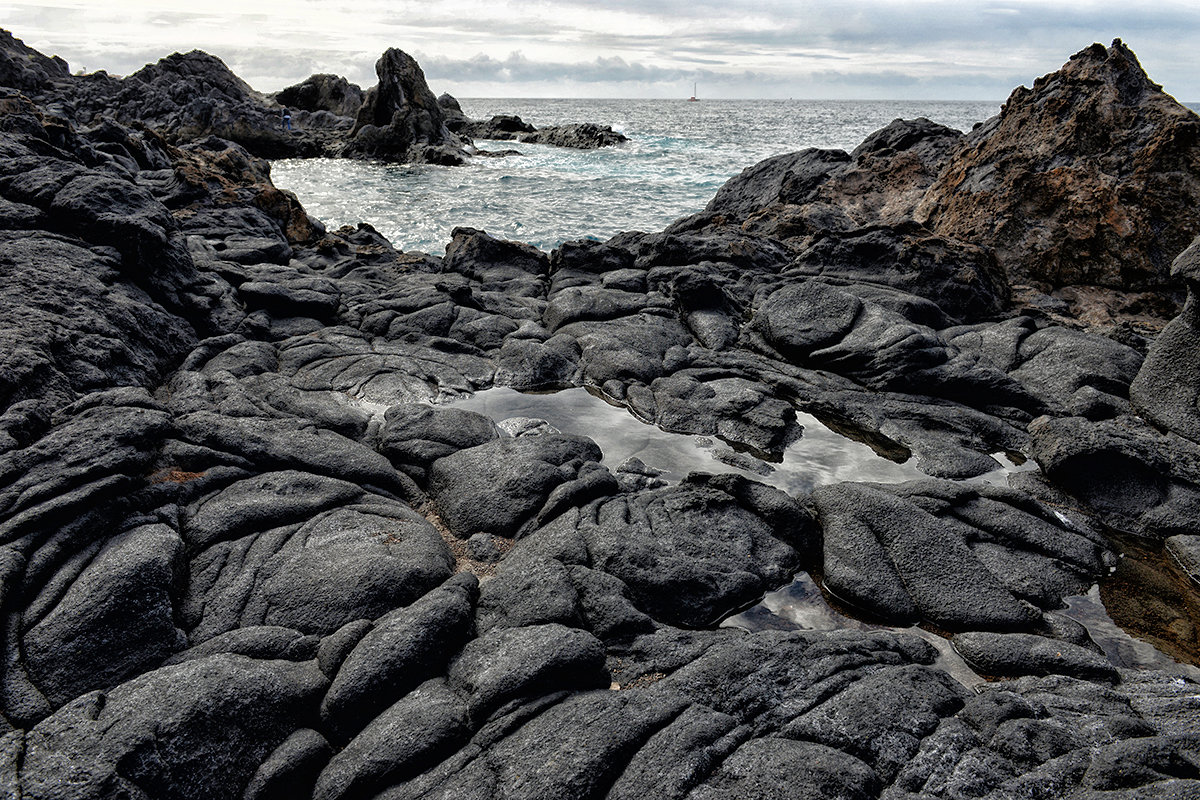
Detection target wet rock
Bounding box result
[917,40,1200,292]
[522,122,628,149]
[1166,535,1200,585]
[462,115,627,149]
[953,631,1120,682]
[342,48,467,164]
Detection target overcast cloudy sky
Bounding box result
[3,0,1197,101]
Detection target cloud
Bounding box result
[3,0,1198,99]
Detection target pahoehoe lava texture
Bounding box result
[2,30,1200,799]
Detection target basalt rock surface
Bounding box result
[0,29,69,93]
[275,73,365,119]
[440,95,629,150]
[1,33,1200,800]
[341,48,468,165]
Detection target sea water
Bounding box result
[272,98,999,255]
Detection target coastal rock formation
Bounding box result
[1131,236,1200,442]
[73,50,328,158]
[275,73,365,118]
[438,93,629,151]
[917,39,1200,292]
[0,29,68,92]
[463,113,629,149]
[342,48,468,165]
[2,31,1200,800]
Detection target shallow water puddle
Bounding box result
[438,386,1200,681]
[446,386,933,491]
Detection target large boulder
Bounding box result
[342,48,467,165]
[917,39,1200,292]
[274,74,364,118]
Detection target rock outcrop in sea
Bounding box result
[341,48,469,165]
[1,31,1200,799]
[441,97,630,150]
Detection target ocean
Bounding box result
[271,98,1000,255]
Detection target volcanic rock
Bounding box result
[917,39,1200,292]
[4,30,1200,800]
[342,48,467,165]
[460,111,628,149]
[1131,235,1200,443]
[69,50,327,158]
[0,28,69,92]
[274,73,364,118]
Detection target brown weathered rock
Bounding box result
[916,39,1200,292]
[342,48,467,165]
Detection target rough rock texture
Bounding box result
[0,29,69,92]
[1131,235,1200,443]
[1,32,1200,800]
[917,39,1200,291]
[341,48,467,165]
[72,50,328,158]
[274,74,365,118]
[463,113,629,149]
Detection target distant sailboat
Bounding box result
[688,82,698,102]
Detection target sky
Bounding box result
[2,0,1198,101]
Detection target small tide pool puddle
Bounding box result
[447,386,960,492]
[439,385,1200,684]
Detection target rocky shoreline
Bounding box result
[2,29,1200,799]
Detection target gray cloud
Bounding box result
[3,0,1198,99]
